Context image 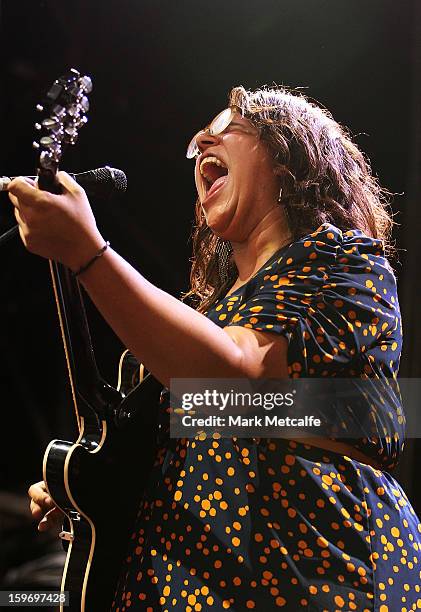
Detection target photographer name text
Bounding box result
[180,415,321,428]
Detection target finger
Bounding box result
[14,209,30,248]
[14,205,28,227]
[28,481,46,497]
[29,493,53,512]
[28,481,52,507]
[7,176,38,199]
[8,191,20,209]
[8,179,44,213]
[30,501,44,520]
[56,171,85,196]
[38,507,62,532]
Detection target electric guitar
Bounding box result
[32,70,162,611]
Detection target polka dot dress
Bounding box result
[112,224,421,611]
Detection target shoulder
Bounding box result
[283,222,386,263]
[262,223,394,283]
[248,222,400,326]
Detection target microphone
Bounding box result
[70,166,127,197]
[0,166,127,198]
[0,166,128,247]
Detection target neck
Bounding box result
[230,206,291,283]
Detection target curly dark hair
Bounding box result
[185,85,394,312]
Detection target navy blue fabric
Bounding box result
[112,224,420,611]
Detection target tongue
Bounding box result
[208,175,228,197]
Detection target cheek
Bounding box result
[194,163,205,203]
[194,158,200,186]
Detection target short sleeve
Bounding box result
[225,224,401,379]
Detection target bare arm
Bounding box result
[8,173,289,387]
[75,248,289,386]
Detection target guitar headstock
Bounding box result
[34,68,92,193]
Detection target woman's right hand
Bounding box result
[28,480,63,533]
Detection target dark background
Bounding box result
[0,0,420,582]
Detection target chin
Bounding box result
[202,200,232,233]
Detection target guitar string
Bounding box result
[48,260,81,432]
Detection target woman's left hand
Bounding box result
[8,171,105,271]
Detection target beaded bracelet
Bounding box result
[72,241,110,277]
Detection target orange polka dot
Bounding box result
[317,536,329,548]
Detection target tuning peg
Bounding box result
[64,126,77,137]
[42,117,60,131]
[32,141,40,149]
[80,75,93,93]
[80,96,89,112]
[35,123,42,130]
[40,150,53,165]
[52,104,65,117]
[36,104,44,112]
[40,136,55,147]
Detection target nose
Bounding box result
[196,129,220,154]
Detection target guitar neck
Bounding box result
[33,70,122,429]
[49,259,122,428]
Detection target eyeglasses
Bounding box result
[186,106,239,159]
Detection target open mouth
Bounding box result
[199,155,229,199]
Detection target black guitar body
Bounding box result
[43,373,162,611]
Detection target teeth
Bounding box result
[199,156,227,181]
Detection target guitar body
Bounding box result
[43,373,162,612]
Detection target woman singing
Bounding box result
[15,86,421,610]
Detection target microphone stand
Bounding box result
[0,224,19,246]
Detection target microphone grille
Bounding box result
[107,166,128,192]
[94,166,128,192]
